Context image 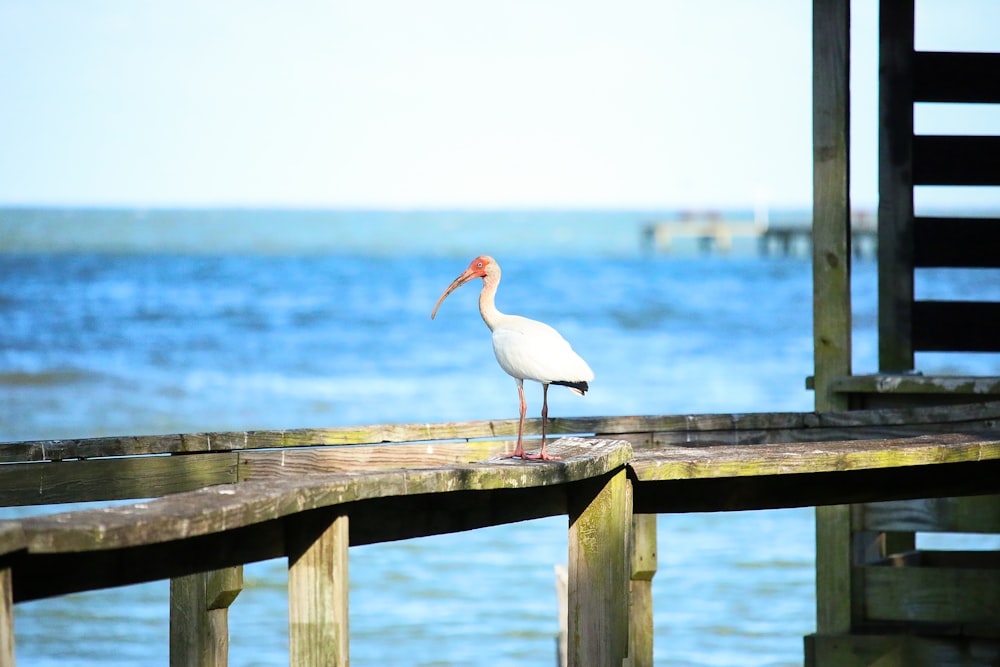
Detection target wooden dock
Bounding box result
[641,211,877,257]
[2,401,1000,665]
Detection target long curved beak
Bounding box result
[431,268,477,319]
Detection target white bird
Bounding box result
[431,255,594,461]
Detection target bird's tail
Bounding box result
[551,380,589,396]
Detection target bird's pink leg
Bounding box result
[525,383,561,461]
[505,379,528,459]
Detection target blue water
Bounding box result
[3,209,999,665]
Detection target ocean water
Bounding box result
[2,209,999,666]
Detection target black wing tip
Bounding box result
[552,380,589,394]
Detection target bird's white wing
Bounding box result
[491,315,593,384]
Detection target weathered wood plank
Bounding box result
[237,440,512,481]
[5,402,1000,463]
[816,504,852,634]
[634,459,1000,514]
[0,565,12,667]
[555,564,568,667]
[829,375,1000,397]
[17,438,632,554]
[812,0,853,410]
[567,468,631,667]
[629,514,657,667]
[288,511,349,667]
[169,566,243,667]
[630,433,1000,482]
[806,633,1000,667]
[860,495,1000,533]
[0,523,25,557]
[10,519,285,603]
[0,453,238,507]
[0,422,527,462]
[863,556,1000,627]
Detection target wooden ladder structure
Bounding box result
[809,0,1000,663]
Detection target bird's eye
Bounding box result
[477,261,483,268]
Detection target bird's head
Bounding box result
[431,255,497,319]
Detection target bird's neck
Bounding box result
[478,275,504,331]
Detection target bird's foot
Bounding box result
[523,450,561,461]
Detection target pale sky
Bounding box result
[1,0,998,210]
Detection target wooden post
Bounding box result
[629,514,657,667]
[0,566,13,666]
[812,0,852,414]
[567,468,632,667]
[555,564,568,667]
[878,0,916,372]
[287,511,349,667]
[812,0,853,639]
[170,566,244,667]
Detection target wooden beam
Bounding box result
[878,0,916,372]
[567,469,631,667]
[6,405,1000,466]
[633,459,1000,514]
[913,135,1000,185]
[629,514,657,667]
[812,0,852,410]
[630,432,1000,482]
[913,51,1000,104]
[913,301,1000,352]
[0,418,550,463]
[807,633,1000,667]
[0,566,12,667]
[828,374,1000,398]
[287,511,349,667]
[0,453,238,507]
[860,495,1000,533]
[169,566,243,667]
[862,556,1000,627]
[914,217,1000,268]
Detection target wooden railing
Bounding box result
[2,402,1000,666]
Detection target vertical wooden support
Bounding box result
[555,564,569,667]
[0,566,13,666]
[170,566,244,667]
[812,0,852,639]
[878,0,916,372]
[567,468,632,667]
[812,0,852,414]
[287,511,349,667]
[628,514,657,667]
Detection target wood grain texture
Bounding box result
[5,402,1000,465]
[170,567,243,667]
[812,0,852,411]
[17,438,632,554]
[859,495,1000,533]
[629,432,1000,482]
[567,468,631,667]
[863,555,1000,627]
[0,453,239,507]
[0,566,12,667]
[629,514,657,667]
[287,512,349,667]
